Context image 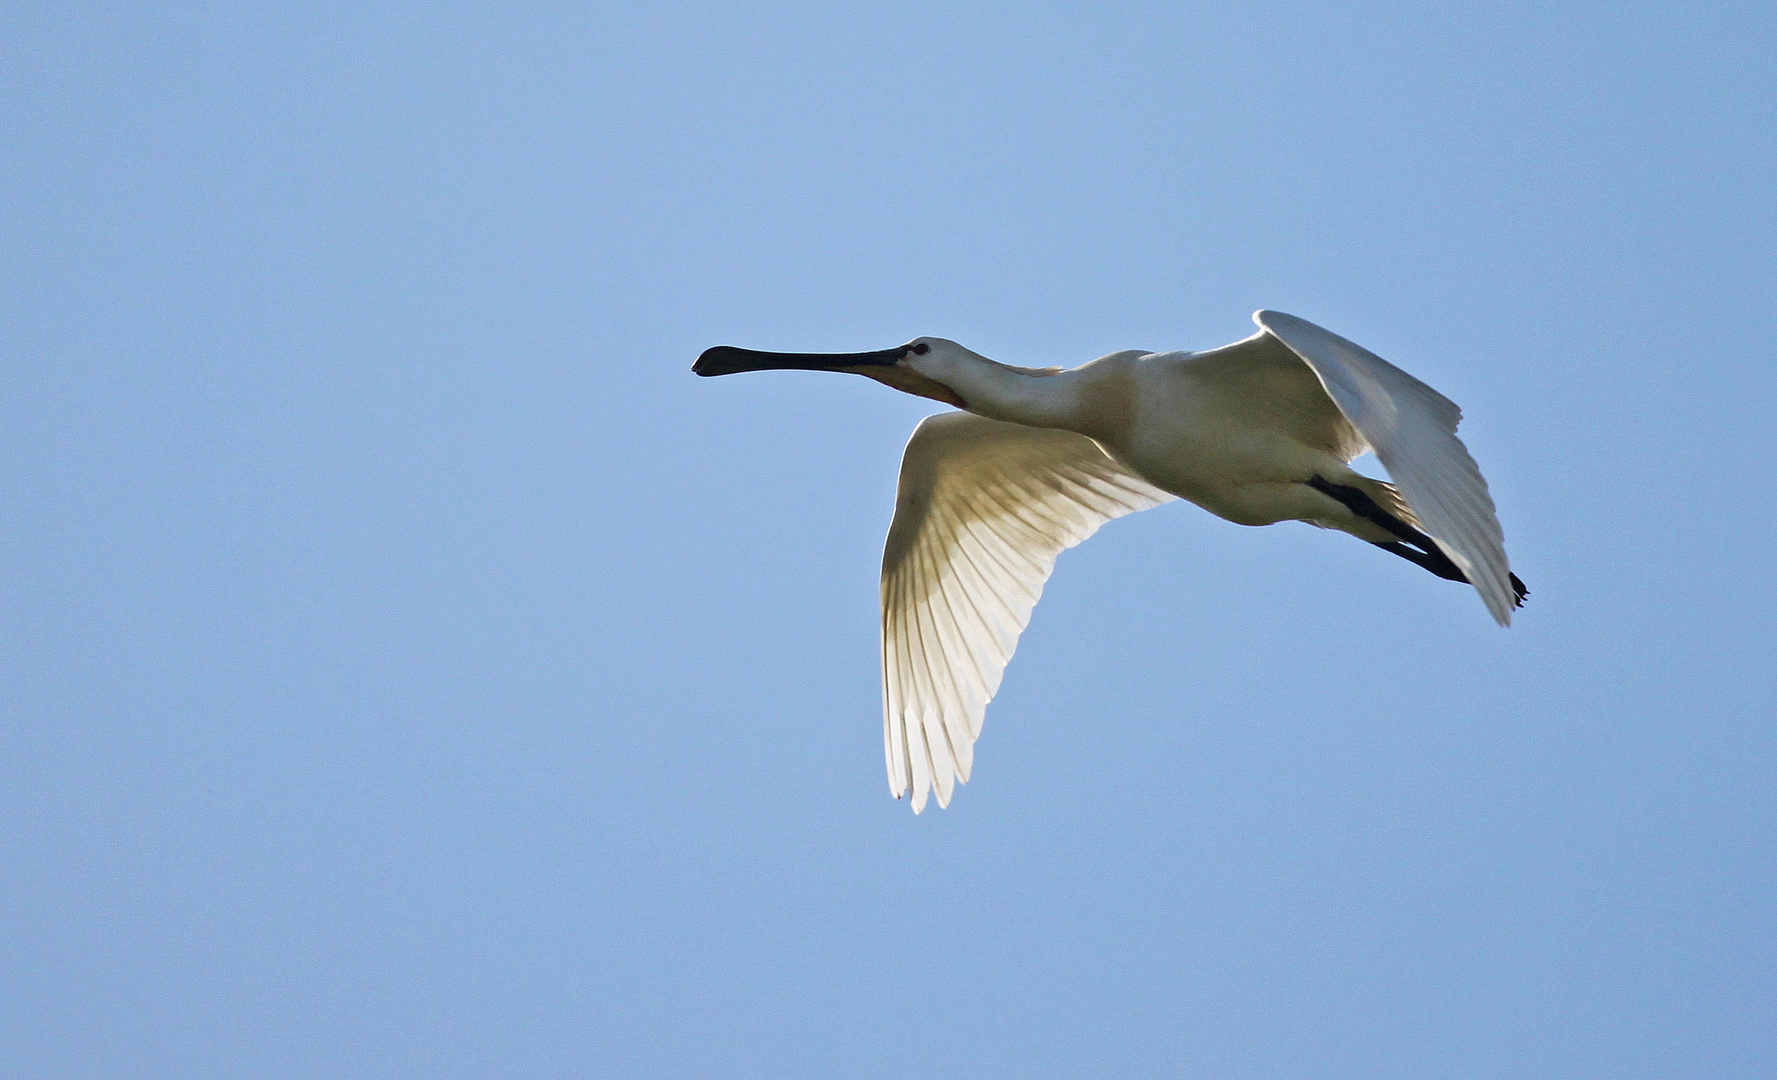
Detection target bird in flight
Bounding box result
[694,311,1526,812]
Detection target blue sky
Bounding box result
[3,2,1773,1076]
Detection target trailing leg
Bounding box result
[1306,475,1528,607]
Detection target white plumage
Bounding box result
[1256,312,1518,625]
[695,310,1524,811]
[880,413,1174,811]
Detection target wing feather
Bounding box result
[881,411,1176,811]
[1254,310,1518,625]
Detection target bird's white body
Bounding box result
[946,341,1374,531]
[695,311,1523,812]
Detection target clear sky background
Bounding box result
[3,3,1773,1077]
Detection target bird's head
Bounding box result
[693,336,985,409]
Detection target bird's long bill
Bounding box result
[692,344,910,377]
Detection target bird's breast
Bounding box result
[1108,402,1350,528]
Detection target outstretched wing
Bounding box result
[881,411,1175,812]
[1254,310,1518,625]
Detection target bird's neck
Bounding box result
[944,359,1085,431]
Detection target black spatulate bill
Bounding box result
[693,345,911,377]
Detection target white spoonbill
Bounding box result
[694,310,1526,812]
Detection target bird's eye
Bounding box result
[911,343,930,355]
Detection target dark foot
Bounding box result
[1308,475,1528,608]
